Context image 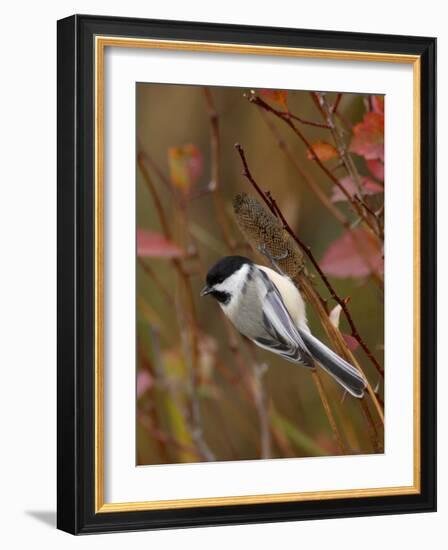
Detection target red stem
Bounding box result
[234,143,277,215]
[235,144,384,378]
[249,94,379,236]
[332,92,343,113]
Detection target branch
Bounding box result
[235,143,276,215]
[235,141,384,379]
[137,147,216,461]
[267,193,384,378]
[265,195,384,440]
[247,93,380,237]
[137,124,273,459]
[137,151,173,239]
[137,257,174,307]
[175,283,216,462]
[202,87,236,250]
[221,312,286,457]
[284,111,332,129]
[311,369,347,454]
[312,92,386,245]
[257,108,349,228]
[332,92,343,114]
[233,147,385,428]
[311,92,364,198]
[137,145,175,196]
[137,340,171,463]
[257,108,384,293]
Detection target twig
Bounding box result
[137,152,172,238]
[335,110,354,131]
[234,147,385,433]
[354,195,384,241]
[247,93,379,236]
[253,362,272,459]
[137,257,174,307]
[311,369,348,453]
[284,111,332,129]
[272,201,385,396]
[203,87,236,250]
[137,341,171,463]
[191,125,275,457]
[270,195,384,378]
[235,143,276,215]
[332,92,343,114]
[201,132,275,455]
[298,275,384,449]
[175,283,215,462]
[235,144,384,378]
[312,92,386,243]
[138,146,175,196]
[312,92,363,193]
[147,327,204,462]
[221,313,286,456]
[247,95,354,202]
[138,148,216,460]
[258,108,384,293]
[255,243,349,452]
[258,108,349,227]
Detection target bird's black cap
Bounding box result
[205,256,252,288]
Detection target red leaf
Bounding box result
[371,95,384,114]
[307,141,338,162]
[331,176,383,202]
[320,228,383,278]
[259,89,288,108]
[137,369,153,398]
[349,112,384,161]
[342,333,360,351]
[168,144,203,192]
[366,159,384,182]
[137,229,184,258]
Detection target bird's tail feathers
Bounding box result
[299,330,366,398]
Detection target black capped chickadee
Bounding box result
[201,255,366,398]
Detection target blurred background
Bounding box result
[136,84,385,465]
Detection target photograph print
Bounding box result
[136,84,385,466]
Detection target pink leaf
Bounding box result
[320,228,384,278]
[342,333,360,351]
[137,229,184,258]
[168,144,203,193]
[137,369,153,398]
[331,176,383,202]
[349,112,384,161]
[366,159,385,182]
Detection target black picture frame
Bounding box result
[57,14,436,534]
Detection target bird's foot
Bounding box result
[258,244,288,276]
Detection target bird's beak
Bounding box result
[200,285,212,297]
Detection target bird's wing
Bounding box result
[255,269,314,368]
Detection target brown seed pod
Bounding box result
[233,192,304,278]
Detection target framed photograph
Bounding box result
[57,15,436,534]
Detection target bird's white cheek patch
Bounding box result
[213,264,250,296]
[219,295,237,318]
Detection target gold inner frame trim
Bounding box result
[94,35,421,513]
